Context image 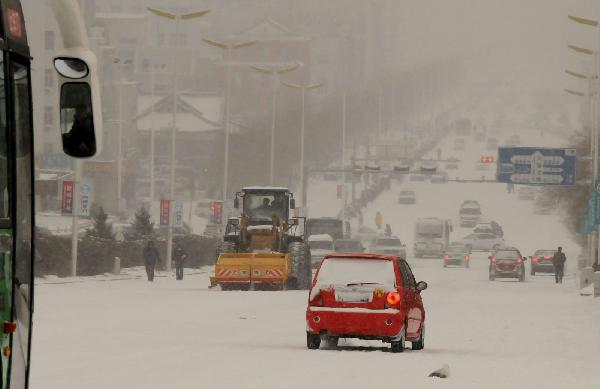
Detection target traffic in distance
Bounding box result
[24,1,600,389]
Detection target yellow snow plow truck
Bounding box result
[210,187,312,290]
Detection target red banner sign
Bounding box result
[211,200,223,224]
[160,199,171,226]
[62,181,74,214]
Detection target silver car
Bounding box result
[460,233,505,252]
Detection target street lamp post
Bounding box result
[113,57,133,214]
[565,73,596,265]
[202,38,257,201]
[282,81,324,208]
[567,35,599,267]
[252,63,299,185]
[148,7,210,273]
[341,89,348,222]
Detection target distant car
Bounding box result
[430,172,448,183]
[460,233,504,252]
[323,172,338,181]
[473,221,503,237]
[420,160,437,174]
[398,189,416,204]
[529,249,556,275]
[518,187,537,200]
[461,199,480,208]
[486,137,499,150]
[410,173,427,182]
[393,161,411,174]
[445,157,459,170]
[442,243,471,268]
[370,236,407,260]
[353,226,378,245]
[454,138,466,151]
[308,234,335,269]
[489,248,526,281]
[459,202,482,227]
[333,239,365,253]
[306,254,427,352]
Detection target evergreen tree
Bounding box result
[87,206,114,240]
[132,206,154,237]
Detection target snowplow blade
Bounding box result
[213,252,290,290]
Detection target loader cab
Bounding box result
[238,187,293,224]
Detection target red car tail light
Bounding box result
[490,256,496,263]
[386,291,401,306]
[464,255,470,261]
[543,256,551,260]
[443,254,450,260]
[532,257,539,263]
[516,257,524,264]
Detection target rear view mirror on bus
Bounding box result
[54,58,89,79]
[59,82,96,157]
[53,55,102,158]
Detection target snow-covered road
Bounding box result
[31,128,600,389]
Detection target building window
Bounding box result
[44,106,53,126]
[44,31,55,50]
[44,69,54,89]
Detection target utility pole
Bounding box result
[252,63,299,185]
[281,81,324,208]
[148,7,211,272]
[202,38,257,200]
[70,160,81,277]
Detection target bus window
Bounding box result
[12,59,32,378]
[0,59,8,220]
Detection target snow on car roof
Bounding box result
[308,234,334,242]
[324,253,395,261]
[242,186,289,192]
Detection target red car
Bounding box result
[489,247,526,281]
[305,253,427,353]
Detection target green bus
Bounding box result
[0,1,101,387]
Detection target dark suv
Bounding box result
[529,249,555,275]
[489,247,526,282]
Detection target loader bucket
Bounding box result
[214,252,290,290]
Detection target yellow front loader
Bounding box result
[210,187,311,290]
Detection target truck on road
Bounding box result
[414,218,452,258]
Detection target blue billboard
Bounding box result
[496,147,576,186]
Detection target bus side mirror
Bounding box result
[54,55,102,158]
[234,198,239,209]
[290,198,296,210]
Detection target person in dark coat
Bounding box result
[385,224,392,237]
[173,244,188,280]
[552,246,567,284]
[143,240,160,282]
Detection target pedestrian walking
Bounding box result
[552,246,567,284]
[385,224,392,237]
[173,244,188,281]
[375,211,383,230]
[143,239,160,282]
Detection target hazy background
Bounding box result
[22,0,598,216]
